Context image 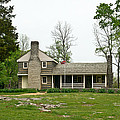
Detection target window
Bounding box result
[42,76,47,84]
[42,61,47,68]
[93,75,105,83]
[23,62,28,69]
[73,75,83,83]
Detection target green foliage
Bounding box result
[108,89,115,93]
[0,88,37,93]
[61,88,72,93]
[47,88,60,93]
[98,89,106,93]
[117,89,120,93]
[47,88,79,93]
[0,50,21,88]
[38,89,47,92]
[82,89,88,92]
[0,0,18,62]
[87,88,96,93]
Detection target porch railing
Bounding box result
[93,83,105,88]
[62,83,83,88]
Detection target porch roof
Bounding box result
[52,63,107,75]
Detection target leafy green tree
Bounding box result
[94,1,120,88]
[0,0,18,62]
[47,22,76,63]
[0,50,21,88]
[0,62,8,88]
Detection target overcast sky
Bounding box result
[10,0,116,63]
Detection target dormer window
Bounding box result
[23,62,28,69]
[42,61,47,68]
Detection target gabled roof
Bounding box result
[17,50,58,63]
[52,63,107,75]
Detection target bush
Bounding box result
[117,90,120,94]
[0,88,37,93]
[71,89,79,93]
[38,89,47,92]
[47,88,60,93]
[88,88,96,93]
[82,89,87,92]
[61,88,72,93]
[98,89,106,93]
[108,89,114,93]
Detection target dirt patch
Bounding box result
[1,92,46,96]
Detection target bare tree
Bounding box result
[47,22,76,63]
[19,34,30,54]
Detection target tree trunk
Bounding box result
[107,55,113,88]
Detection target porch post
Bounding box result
[105,75,107,87]
[72,75,73,89]
[52,75,53,88]
[83,75,85,88]
[92,75,93,88]
[60,75,62,88]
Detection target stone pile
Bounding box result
[0,96,42,101]
[0,96,67,112]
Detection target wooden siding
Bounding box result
[41,75,52,89]
[18,76,22,88]
[41,61,57,74]
[18,62,28,74]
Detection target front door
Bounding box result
[85,75,92,88]
[54,75,60,88]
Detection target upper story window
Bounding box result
[42,61,47,68]
[23,62,28,69]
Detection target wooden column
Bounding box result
[92,75,93,88]
[83,75,85,88]
[72,75,73,89]
[60,75,62,88]
[52,75,53,88]
[105,75,107,87]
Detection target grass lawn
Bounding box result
[0,92,120,120]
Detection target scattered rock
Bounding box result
[93,112,103,114]
[0,96,67,113]
[58,115,71,118]
[59,103,67,105]
[0,97,42,101]
[108,116,114,118]
[38,108,51,112]
[82,104,94,106]
[113,103,120,106]
[88,97,95,100]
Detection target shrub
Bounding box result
[38,89,47,92]
[117,90,120,94]
[47,88,60,93]
[61,88,72,93]
[98,89,106,93]
[108,89,114,93]
[71,89,79,93]
[0,88,37,93]
[82,89,87,92]
[88,88,96,93]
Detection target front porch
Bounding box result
[52,75,107,89]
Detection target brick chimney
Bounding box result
[28,41,41,90]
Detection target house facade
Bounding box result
[17,41,107,90]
